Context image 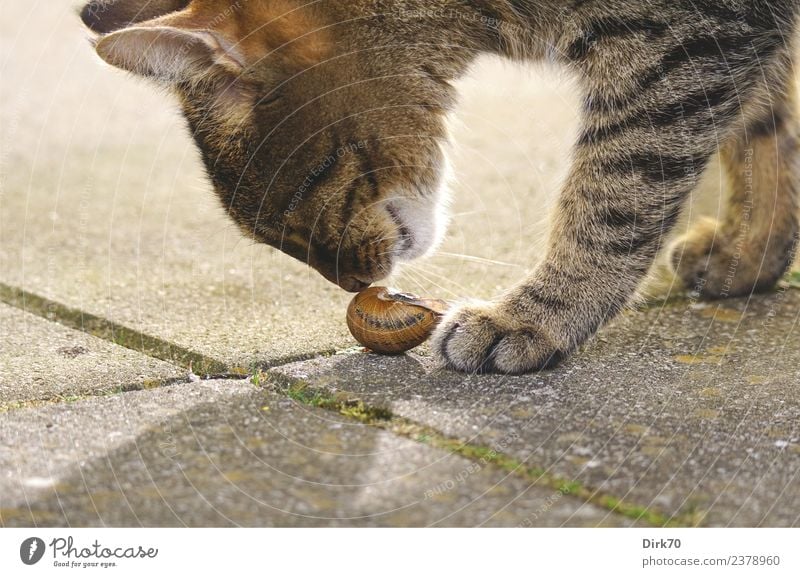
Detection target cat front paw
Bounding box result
[431,302,565,374]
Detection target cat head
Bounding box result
[82,0,459,291]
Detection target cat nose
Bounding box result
[298,238,391,292]
[337,276,371,293]
[306,250,370,292]
[314,265,371,292]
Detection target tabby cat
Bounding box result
[81,0,800,374]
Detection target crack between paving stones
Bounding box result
[0,374,240,414]
[0,283,341,412]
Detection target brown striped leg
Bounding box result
[670,107,800,297]
[433,85,743,372]
[432,128,713,373]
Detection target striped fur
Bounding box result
[83,1,800,374]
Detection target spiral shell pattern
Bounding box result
[346,287,449,354]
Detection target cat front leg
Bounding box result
[432,90,739,373]
[431,6,800,374]
[432,145,705,373]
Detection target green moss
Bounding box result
[1,389,123,413]
[279,381,392,423]
[250,371,265,387]
[558,481,583,495]
[0,400,46,413]
[141,379,161,390]
[284,383,330,408]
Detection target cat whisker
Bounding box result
[431,251,521,268]
[394,268,454,301]
[374,233,405,246]
[394,264,469,299]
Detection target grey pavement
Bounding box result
[0,303,182,406]
[0,380,628,527]
[1,1,799,527]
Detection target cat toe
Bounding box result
[431,304,564,375]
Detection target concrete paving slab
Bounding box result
[271,292,800,527]
[0,2,755,370]
[0,303,182,406]
[0,379,631,527]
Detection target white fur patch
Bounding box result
[390,149,453,262]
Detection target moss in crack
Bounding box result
[340,400,393,423]
[426,434,699,526]
[250,371,266,388]
[0,399,53,413]
[278,380,392,423]
[0,389,119,413]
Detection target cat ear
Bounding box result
[95,25,243,82]
[81,0,191,34]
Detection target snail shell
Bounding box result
[346,286,449,354]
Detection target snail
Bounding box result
[346,286,450,354]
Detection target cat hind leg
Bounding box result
[670,93,800,297]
